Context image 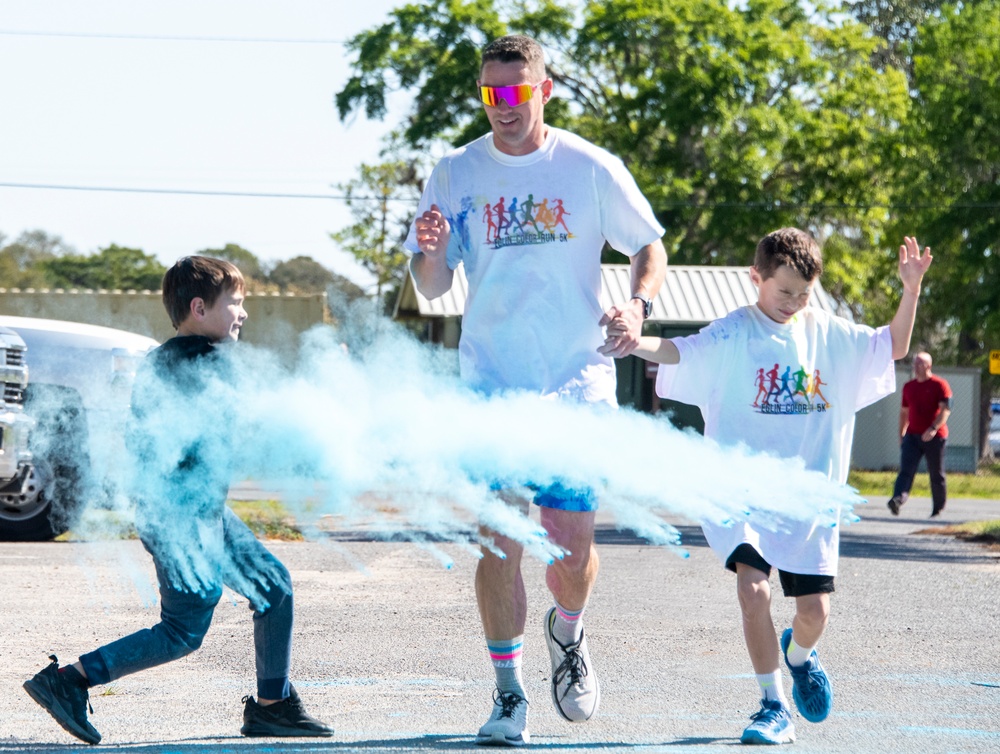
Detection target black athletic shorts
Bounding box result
[726,543,835,597]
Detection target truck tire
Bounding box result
[1,385,94,541]
[0,460,58,541]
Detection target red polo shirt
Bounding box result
[902,375,952,438]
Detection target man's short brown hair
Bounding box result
[754,228,824,282]
[481,35,547,79]
[162,256,245,329]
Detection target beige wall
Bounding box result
[0,289,328,357]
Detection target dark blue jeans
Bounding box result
[79,507,294,699]
[892,433,947,513]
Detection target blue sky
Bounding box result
[0,0,413,288]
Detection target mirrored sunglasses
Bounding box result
[478,82,542,108]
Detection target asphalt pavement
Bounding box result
[2,495,998,753]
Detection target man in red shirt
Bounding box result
[888,351,952,517]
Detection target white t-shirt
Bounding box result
[656,305,895,575]
[405,127,664,404]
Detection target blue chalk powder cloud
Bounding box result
[80,300,862,596]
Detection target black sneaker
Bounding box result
[241,685,333,737]
[23,655,101,745]
[887,496,904,515]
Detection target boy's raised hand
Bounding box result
[899,236,933,293]
[888,236,933,359]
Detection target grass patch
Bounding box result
[848,465,1000,500]
[228,499,304,541]
[58,499,303,542]
[56,510,137,542]
[954,520,1000,541]
[922,520,1000,547]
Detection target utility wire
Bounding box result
[0,29,346,44]
[0,182,997,210]
[0,182,417,202]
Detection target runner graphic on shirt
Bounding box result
[810,369,830,408]
[552,199,571,233]
[755,363,832,414]
[507,197,524,234]
[520,194,542,234]
[764,363,781,405]
[792,365,810,401]
[483,202,499,243]
[535,199,555,231]
[777,366,796,403]
[477,193,573,249]
[494,196,512,237]
[753,368,768,407]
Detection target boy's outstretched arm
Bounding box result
[597,314,680,363]
[889,236,933,360]
[633,336,681,364]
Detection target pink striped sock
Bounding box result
[486,636,525,697]
[552,602,585,645]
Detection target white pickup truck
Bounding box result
[0,316,158,540]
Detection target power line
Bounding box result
[0,182,418,202]
[0,182,996,211]
[0,29,347,44]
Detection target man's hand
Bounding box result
[597,298,645,357]
[415,203,450,259]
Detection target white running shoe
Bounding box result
[544,607,601,722]
[476,687,529,747]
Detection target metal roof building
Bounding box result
[393,262,853,439]
[394,264,846,327]
[396,264,975,472]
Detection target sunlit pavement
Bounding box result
[2,495,998,753]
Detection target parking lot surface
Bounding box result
[2,496,999,753]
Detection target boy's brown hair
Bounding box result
[162,256,245,329]
[481,35,547,79]
[754,228,824,282]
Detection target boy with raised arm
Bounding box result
[602,230,931,744]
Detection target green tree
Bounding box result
[883,0,1000,455]
[42,244,166,291]
[337,0,908,288]
[0,230,75,289]
[330,156,422,305]
[196,243,267,284]
[269,256,366,302]
[335,0,512,149]
[846,0,947,72]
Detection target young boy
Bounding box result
[23,256,332,744]
[601,230,931,744]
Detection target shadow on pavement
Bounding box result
[325,523,996,566]
[598,523,998,566]
[0,734,688,752]
[595,525,707,548]
[840,530,997,564]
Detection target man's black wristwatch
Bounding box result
[631,294,653,319]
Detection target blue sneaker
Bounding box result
[781,628,833,723]
[741,699,795,745]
